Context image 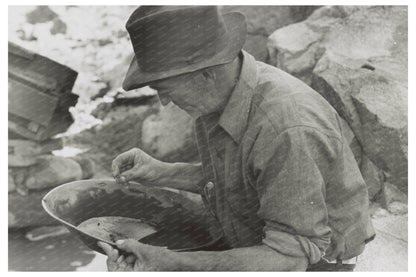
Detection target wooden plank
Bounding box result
[8,41,35,60]
[8,110,74,142]
[9,138,63,156]
[8,119,45,141]
[9,66,58,92]
[8,78,58,125]
[9,42,78,94]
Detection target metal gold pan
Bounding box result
[42,179,226,255]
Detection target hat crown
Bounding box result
[126,6,228,72]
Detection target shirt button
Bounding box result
[206,181,214,190]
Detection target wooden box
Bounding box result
[8,41,79,141]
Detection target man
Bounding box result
[98,6,375,271]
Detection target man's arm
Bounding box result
[157,162,204,194]
[100,239,308,271]
[173,244,308,271]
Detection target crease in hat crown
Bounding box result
[122,6,247,91]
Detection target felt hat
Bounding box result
[122,6,247,91]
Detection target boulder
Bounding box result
[340,117,384,200]
[268,6,408,193]
[221,6,319,62]
[268,21,325,83]
[50,17,67,35]
[381,181,408,215]
[141,103,199,163]
[8,154,38,167]
[71,157,95,179]
[8,170,16,192]
[339,115,362,165]
[360,155,383,200]
[268,6,367,84]
[23,155,84,190]
[26,6,58,24]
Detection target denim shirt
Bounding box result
[194,51,375,264]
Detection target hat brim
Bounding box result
[122,12,247,91]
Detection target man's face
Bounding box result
[149,71,221,118]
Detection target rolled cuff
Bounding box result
[262,227,323,264]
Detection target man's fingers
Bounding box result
[98,241,122,271]
[111,150,136,178]
[117,255,125,264]
[125,255,137,264]
[111,161,121,178]
[116,239,144,260]
[97,241,113,256]
[118,167,140,182]
[97,241,119,261]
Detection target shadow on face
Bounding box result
[149,72,200,107]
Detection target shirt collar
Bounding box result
[217,50,258,143]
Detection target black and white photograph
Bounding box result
[6,2,410,272]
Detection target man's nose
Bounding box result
[157,92,172,106]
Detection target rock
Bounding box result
[70,157,95,179]
[268,6,408,193]
[340,117,384,200]
[351,76,407,192]
[312,53,367,143]
[23,155,84,190]
[387,202,408,215]
[26,6,58,24]
[268,22,325,82]
[382,181,407,206]
[8,170,16,192]
[8,154,38,167]
[8,189,58,228]
[222,6,318,36]
[360,155,383,200]
[371,206,390,219]
[242,34,269,63]
[50,17,67,35]
[25,226,70,241]
[339,116,361,165]
[221,6,319,62]
[9,138,63,156]
[141,103,199,162]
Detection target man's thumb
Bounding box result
[116,239,144,259]
[118,167,140,182]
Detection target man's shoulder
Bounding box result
[249,62,341,138]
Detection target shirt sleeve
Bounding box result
[249,125,342,264]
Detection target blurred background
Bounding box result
[8,5,408,271]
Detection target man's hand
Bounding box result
[97,239,176,271]
[112,148,166,186]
